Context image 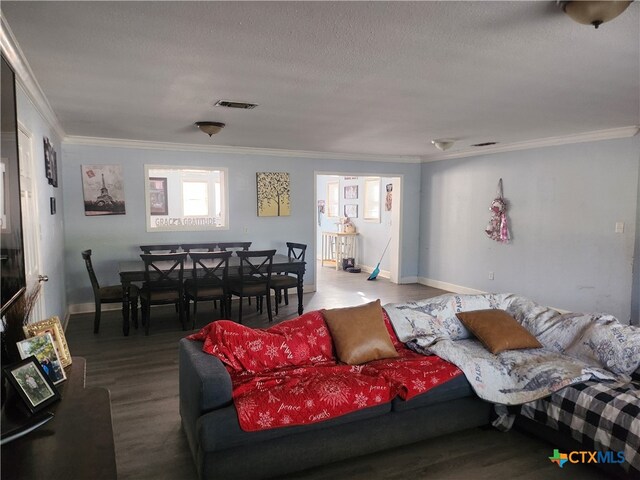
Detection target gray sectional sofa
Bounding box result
[179,337,492,480]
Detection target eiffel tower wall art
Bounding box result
[81,165,126,216]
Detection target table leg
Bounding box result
[122,282,130,336]
[321,234,326,268]
[296,274,304,315]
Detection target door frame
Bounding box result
[314,171,403,288]
[17,121,45,319]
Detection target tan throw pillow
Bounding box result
[323,299,399,365]
[456,309,542,354]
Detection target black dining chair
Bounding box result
[139,244,181,254]
[228,250,276,324]
[219,242,254,305]
[270,242,307,315]
[139,252,187,335]
[181,243,218,253]
[184,251,232,329]
[82,249,138,334]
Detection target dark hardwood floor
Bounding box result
[65,264,608,480]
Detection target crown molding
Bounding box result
[420,126,640,162]
[64,135,423,163]
[1,14,66,140]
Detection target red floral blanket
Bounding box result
[188,310,462,431]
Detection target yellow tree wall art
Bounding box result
[256,172,291,217]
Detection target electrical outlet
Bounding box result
[488,271,494,280]
[615,222,624,233]
[243,227,249,233]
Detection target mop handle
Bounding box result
[378,238,392,263]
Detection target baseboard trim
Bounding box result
[358,264,391,279]
[68,302,115,315]
[399,276,418,284]
[417,277,486,295]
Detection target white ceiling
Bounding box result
[2,1,639,160]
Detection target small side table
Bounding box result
[1,357,117,480]
[321,231,359,270]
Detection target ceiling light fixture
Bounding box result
[560,1,632,29]
[194,121,225,137]
[431,139,455,151]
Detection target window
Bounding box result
[363,177,381,222]
[327,181,339,218]
[144,165,228,232]
[182,181,208,216]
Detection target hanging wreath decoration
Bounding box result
[485,178,510,243]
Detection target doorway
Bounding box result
[314,173,402,290]
[18,123,45,319]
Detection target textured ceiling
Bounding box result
[2,1,639,158]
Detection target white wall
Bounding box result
[15,85,66,321]
[419,136,640,322]
[632,163,640,325]
[62,143,423,308]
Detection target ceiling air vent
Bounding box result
[471,142,498,147]
[214,100,258,109]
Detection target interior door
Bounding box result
[18,124,45,320]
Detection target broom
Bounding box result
[367,238,391,281]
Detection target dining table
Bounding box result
[118,253,306,336]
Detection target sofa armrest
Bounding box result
[179,338,233,416]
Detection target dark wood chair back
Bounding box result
[139,244,181,254]
[139,253,187,334]
[181,243,218,253]
[286,242,307,262]
[82,249,139,334]
[81,249,100,293]
[188,251,231,287]
[140,253,187,290]
[235,249,276,286]
[218,242,252,252]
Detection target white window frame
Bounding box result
[327,181,339,218]
[363,177,381,222]
[144,165,229,232]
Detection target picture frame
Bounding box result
[23,316,72,368]
[256,172,291,217]
[3,356,60,414]
[344,204,358,218]
[51,149,58,188]
[81,164,126,216]
[149,177,168,215]
[344,185,358,200]
[43,137,54,185]
[17,332,67,385]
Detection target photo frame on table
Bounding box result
[3,356,60,414]
[23,316,72,368]
[17,332,67,385]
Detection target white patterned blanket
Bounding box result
[384,293,640,405]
